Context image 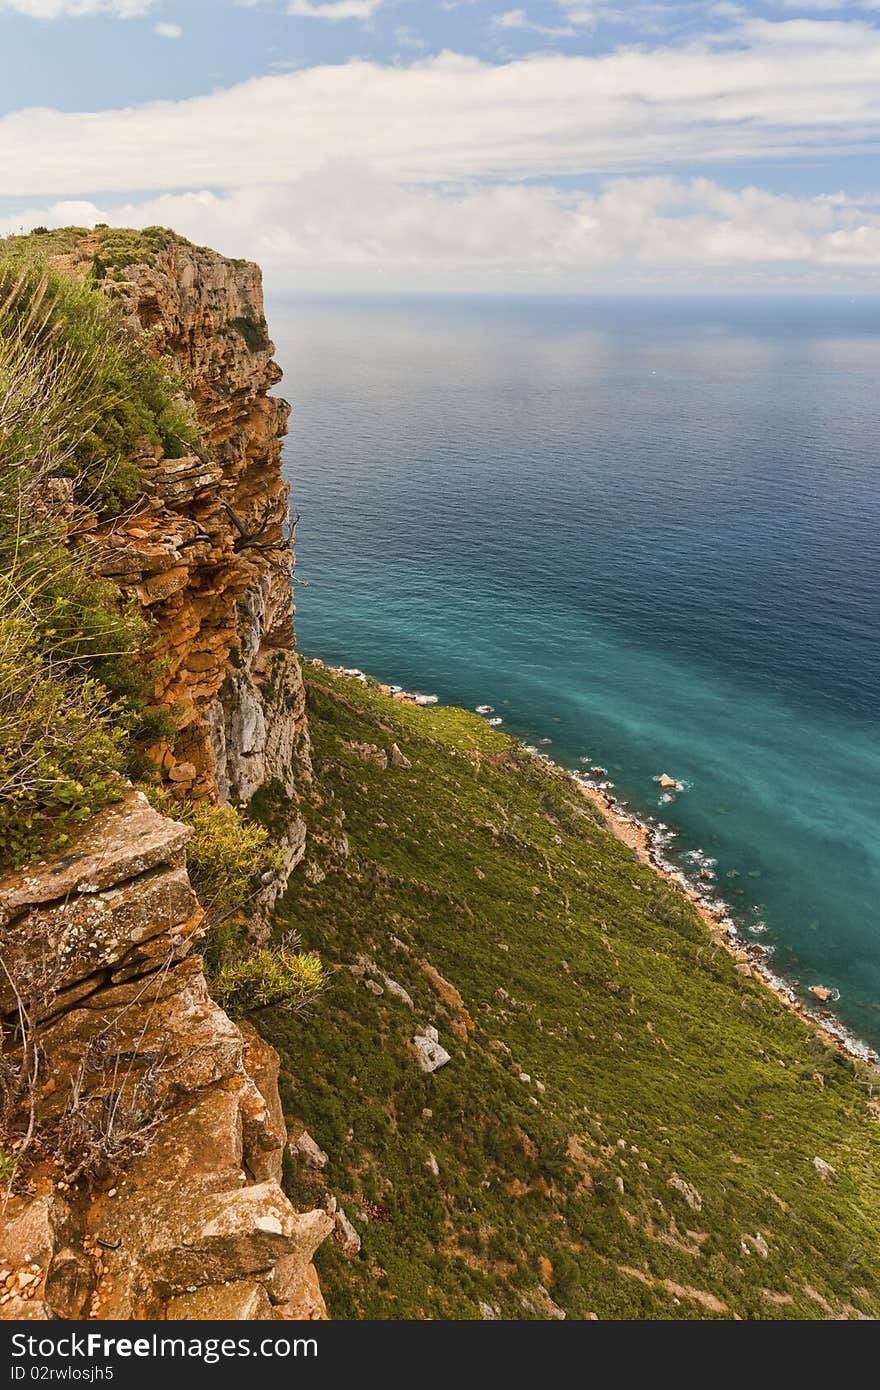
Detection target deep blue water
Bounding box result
[271,295,880,1050]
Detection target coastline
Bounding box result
[314,659,878,1070]
[572,778,877,1068]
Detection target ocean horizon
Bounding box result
[272,292,880,1051]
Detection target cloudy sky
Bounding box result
[2,0,880,291]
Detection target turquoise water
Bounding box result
[271,295,880,1050]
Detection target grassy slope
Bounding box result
[259,667,880,1320]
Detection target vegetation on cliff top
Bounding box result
[0,235,193,869]
[261,666,880,1321]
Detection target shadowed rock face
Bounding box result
[76,237,311,913]
[0,793,330,1321]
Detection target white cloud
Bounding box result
[153,19,181,37]
[5,171,880,291]
[4,22,880,198]
[394,24,426,51]
[285,0,386,19]
[556,1,598,21]
[494,8,575,37]
[3,14,880,289]
[0,0,154,15]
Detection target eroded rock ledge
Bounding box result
[0,792,330,1321]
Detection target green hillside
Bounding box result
[260,664,880,1320]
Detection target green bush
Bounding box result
[0,233,197,871]
[0,617,126,868]
[211,943,325,1020]
[0,253,197,514]
[144,790,282,917]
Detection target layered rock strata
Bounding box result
[0,793,330,1320]
[0,235,325,1321]
[76,237,309,905]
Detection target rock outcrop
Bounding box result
[0,792,330,1320]
[74,235,310,911]
[0,233,328,1321]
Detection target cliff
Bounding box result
[81,230,309,912]
[0,229,328,1319]
[2,228,880,1323]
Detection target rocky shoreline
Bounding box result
[315,658,877,1069]
[570,776,877,1068]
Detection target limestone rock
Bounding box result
[0,1197,66,1275]
[813,1156,837,1182]
[85,238,311,913]
[342,740,389,769]
[741,1233,770,1259]
[384,977,414,1008]
[274,1261,327,1320]
[44,1248,92,1320]
[390,743,412,769]
[266,1211,334,1302]
[290,1128,329,1170]
[166,1280,274,1321]
[0,790,189,928]
[141,1184,323,1293]
[333,1208,362,1259]
[0,791,330,1322]
[520,1286,566,1320]
[667,1174,703,1212]
[239,1020,288,1183]
[413,1028,451,1073]
[0,238,329,1325]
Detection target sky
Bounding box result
[1,0,880,291]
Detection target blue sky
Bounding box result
[1,0,880,290]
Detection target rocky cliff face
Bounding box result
[0,792,330,1320]
[0,235,327,1320]
[83,237,310,910]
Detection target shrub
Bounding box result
[144,790,282,917]
[0,618,126,869]
[211,941,325,1020]
[0,233,196,871]
[0,251,197,516]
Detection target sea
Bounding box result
[270,294,880,1052]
